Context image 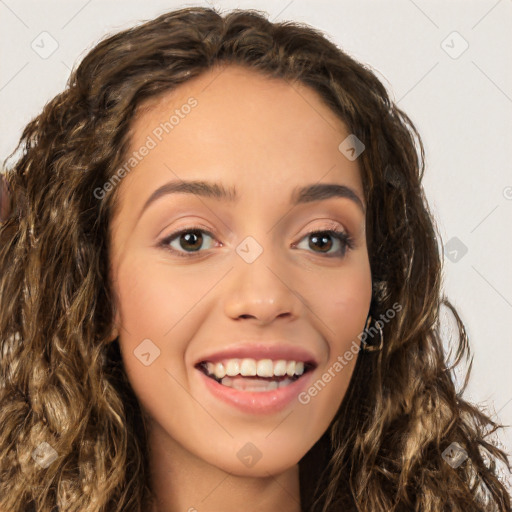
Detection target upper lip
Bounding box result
[194,342,319,367]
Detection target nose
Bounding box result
[223,250,301,325]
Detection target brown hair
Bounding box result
[0,6,510,511]
[0,172,11,223]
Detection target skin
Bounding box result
[108,64,372,512]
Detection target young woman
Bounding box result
[0,6,510,512]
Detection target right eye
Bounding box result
[159,227,219,258]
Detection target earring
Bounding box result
[360,314,384,352]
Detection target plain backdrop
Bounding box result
[1,0,511,463]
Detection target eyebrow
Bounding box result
[138,179,365,220]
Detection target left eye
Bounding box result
[294,229,354,258]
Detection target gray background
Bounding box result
[1,0,511,469]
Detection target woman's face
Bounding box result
[109,64,372,476]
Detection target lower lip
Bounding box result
[197,369,314,414]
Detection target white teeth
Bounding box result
[203,358,309,380]
[286,361,296,377]
[240,358,257,376]
[214,362,226,379]
[273,360,287,376]
[225,359,240,377]
[256,359,274,377]
[266,380,279,391]
[219,376,294,391]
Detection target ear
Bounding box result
[109,325,120,342]
[109,307,121,342]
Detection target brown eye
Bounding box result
[178,230,203,252]
[309,232,334,253]
[295,229,354,258]
[160,227,216,257]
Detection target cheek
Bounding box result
[114,254,214,341]
[329,272,372,344]
[112,257,186,382]
[112,257,204,427]
[308,257,372,350]
[113,254,220,394]
[326,268,371,369]
[294,260,371,430]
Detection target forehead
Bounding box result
[130,63,350,145]
[113,64,364,221]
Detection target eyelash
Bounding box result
[158,223,355,259]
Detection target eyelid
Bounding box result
[299,219,345,236]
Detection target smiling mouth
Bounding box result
[195,361,316,392]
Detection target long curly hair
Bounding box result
[0,6,510,511]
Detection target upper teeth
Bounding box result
[204,359,306,379]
